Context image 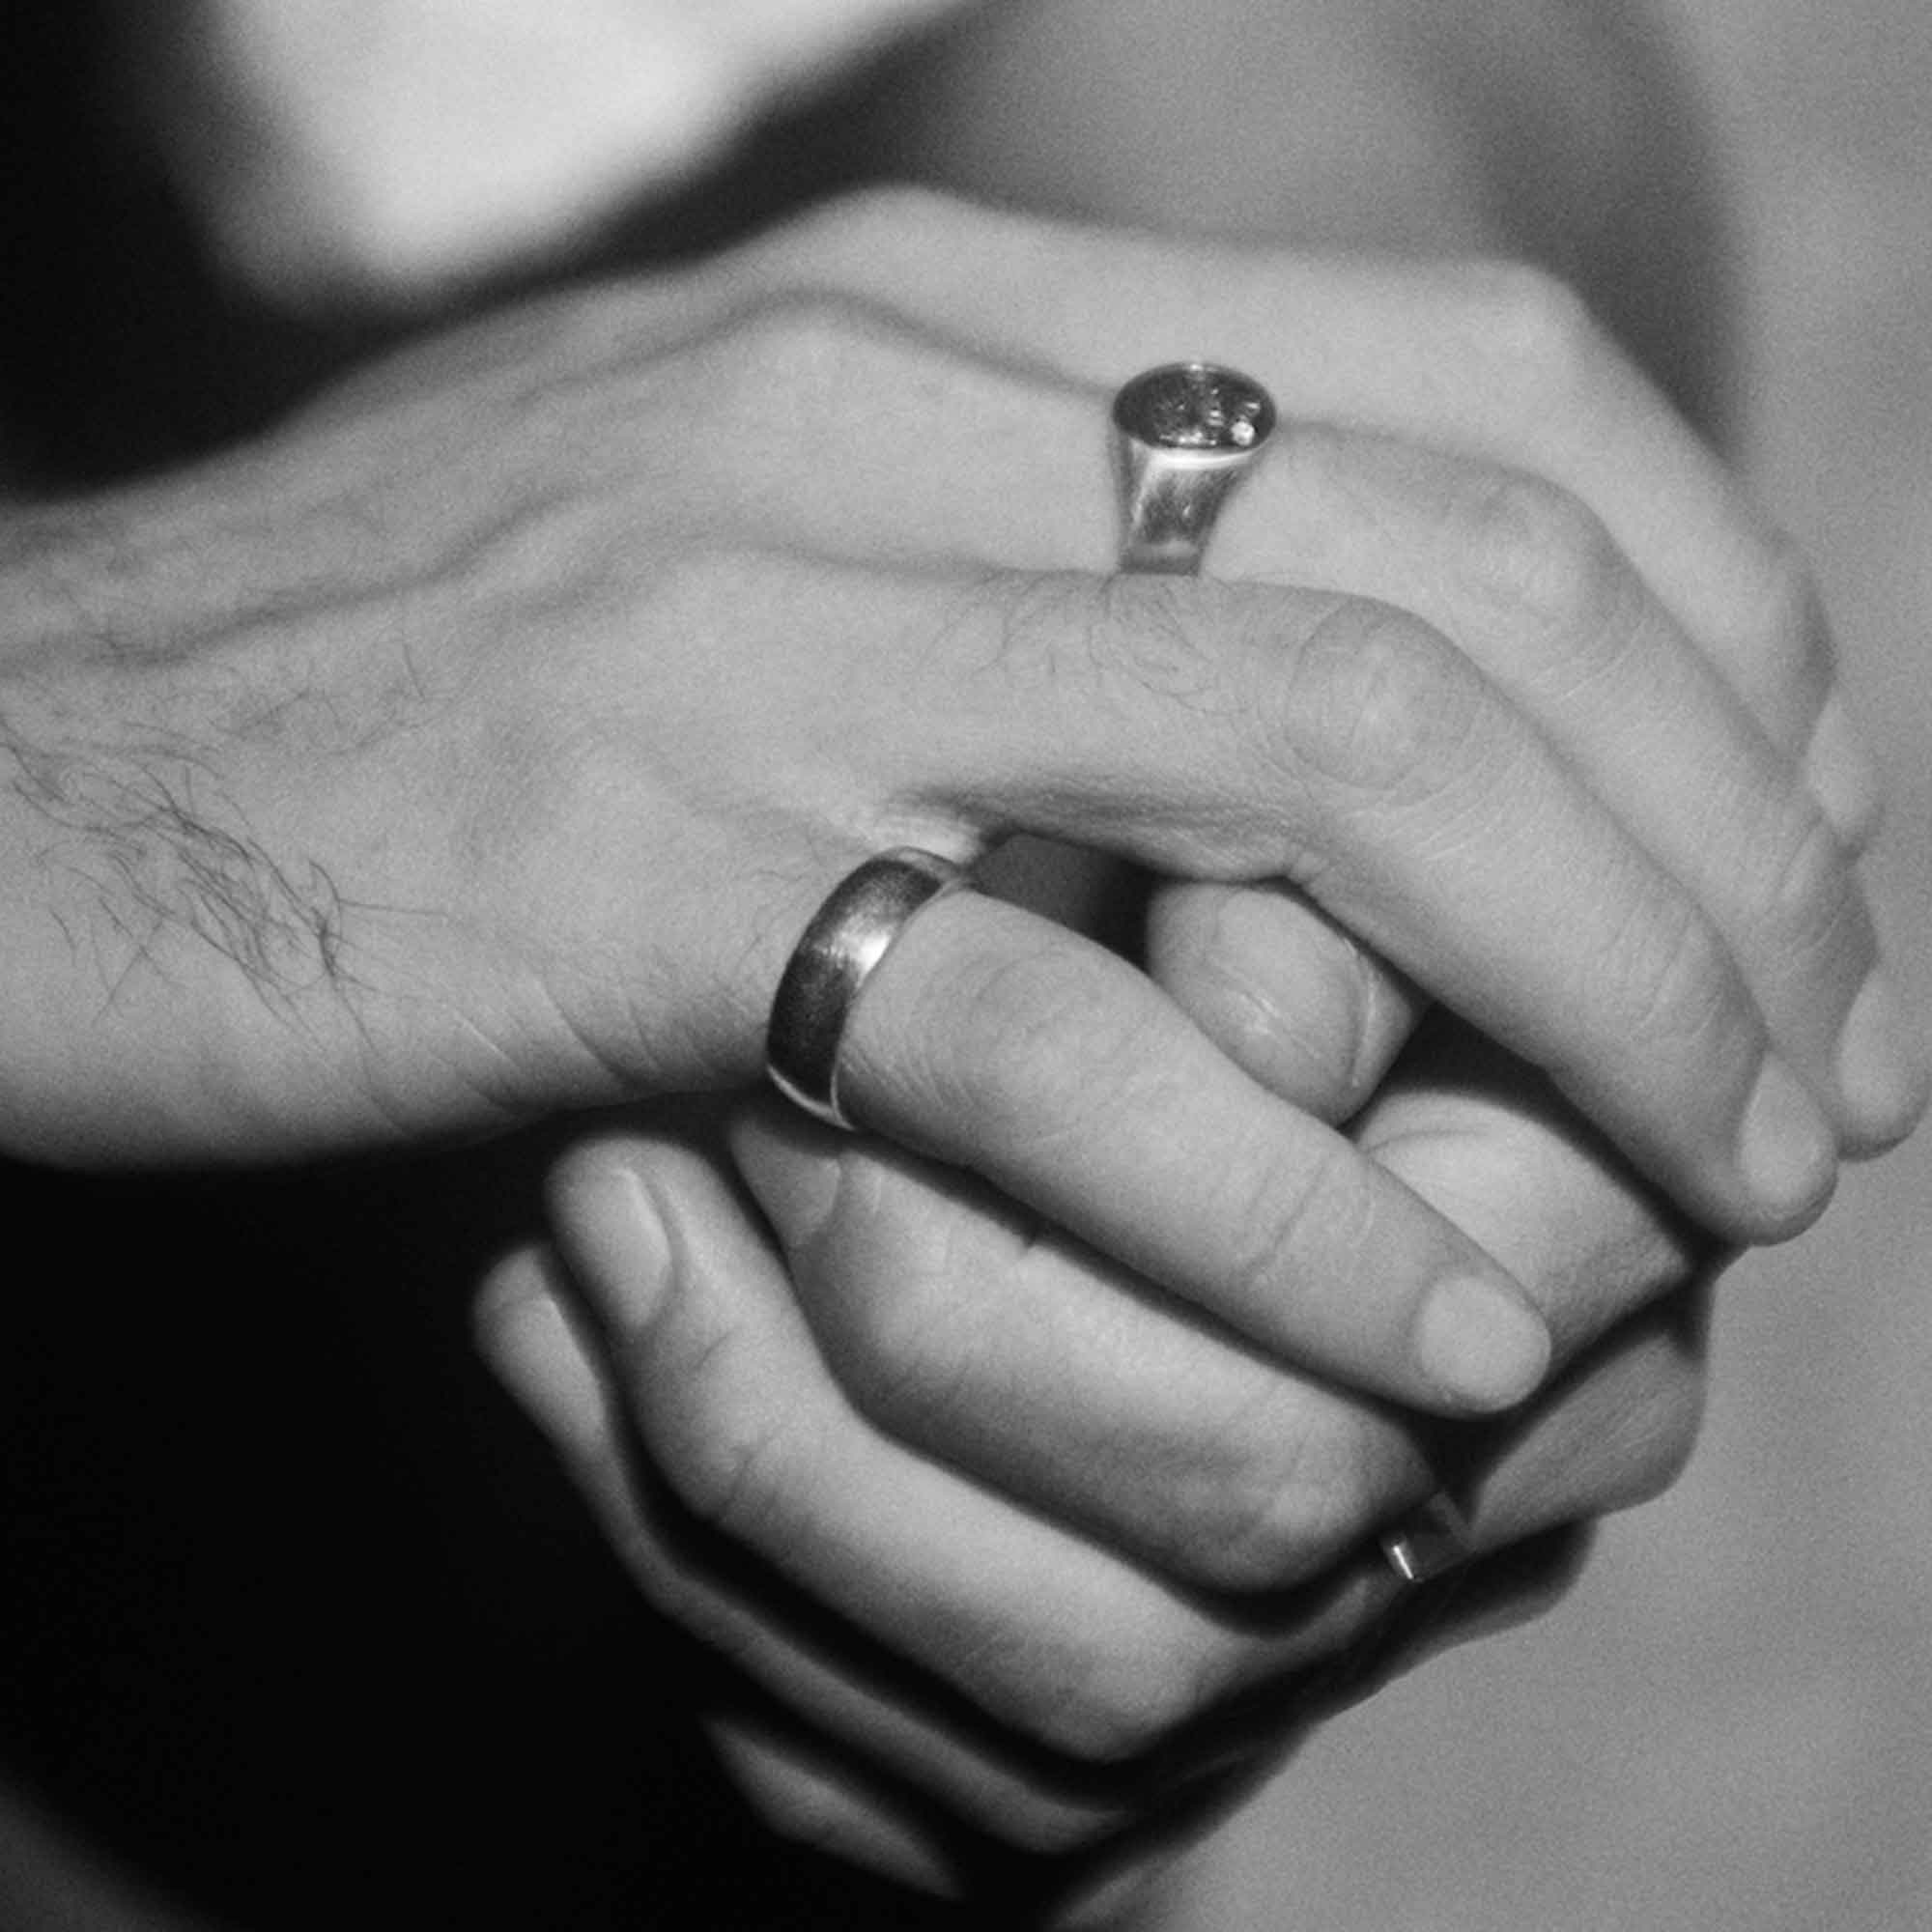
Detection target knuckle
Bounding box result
[706,291,904,435]
[1459,260,1607,404]
[1601,1353,1709,1512]
[1449,469,1630,651]
[803,181,974,254]
[1180,1413,1378,1592]
[1271,598,1496,809]
[634,536,787,638]
[1037,1618,1236,1766]
[1617,1395,1705,1509]
[741,184,1005,298]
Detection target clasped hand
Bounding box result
[0,185,1916,1905]
[456,194,1922,1900]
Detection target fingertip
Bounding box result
[1411,1271,1553,1413]
[472,1246,611,1456]
[1733,1056,1841,1239]
[472,1244,552,1344]
[1834,970,1932,1157]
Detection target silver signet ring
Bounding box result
[1113,361,1276,575]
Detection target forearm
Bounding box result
[0,555,358,1165]
[0,456,529,1166]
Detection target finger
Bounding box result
[1317,1046,1718,1684]
[539,1129,1350,1760]
[1473,1287,1711,1544]
[1355,1283,1707,1696]
[493,1127,1699,1866]
[726,1097,1438,1592]
[508,201,1870,838]
[473,1239,1312,1892]
[815,598,1832,1240]
[1143,880,1424,1123]
[621,296,1905,1151]
[534,256,1872,854]
[473,1241,615,1455]
[728,1039,1706,1600]
[706,1714,1203,1925]
[1176,425,1903,1150]
[1332,1522,1600,1713]
[472,1244,1158,1863]
[1348,1020,1716,1569]
[439,288,1905,1205]
[704,1716,960,1896]
[731,189,1877,830]
[1356,1019,1715,1360]
[820,893,1558,1413]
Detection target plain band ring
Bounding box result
[1378,1491,1474,1588]
[1113,361,1276,575]
[766,848,972,1130]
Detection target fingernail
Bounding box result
[1804,695,1885,851]
[1835,971,1932,1151]
[1412,1274,1550,1412]
[1737,1057,1838,1225]
[557,1157,673,1332]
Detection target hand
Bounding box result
[473,980,1713,1906]
[0,195,1912,1329]
[474,864,1715,1908]
[462,194,1921,1896]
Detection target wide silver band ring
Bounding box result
[766,848,972,1131]
[1113,361,1277,575]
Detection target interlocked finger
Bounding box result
[1144,879,1423,1120]
[804,888,1553,1415]
[476,1080,1716,1875]
[727,1100,1438,1592]
[517,1135,1380,1761]
[611,291,1909,1156]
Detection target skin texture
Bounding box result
[0,2,1918,1922]
[0,196,1910,1196]
[467,2,1920,1906]
[464,199,1918,1915]
[0,205,1911,1305]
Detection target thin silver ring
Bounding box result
[766,848,972,1130]
[1113,361,1276,575]
[1378,1491,1474,1588]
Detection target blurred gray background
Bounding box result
[1161,5,1932,1926]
